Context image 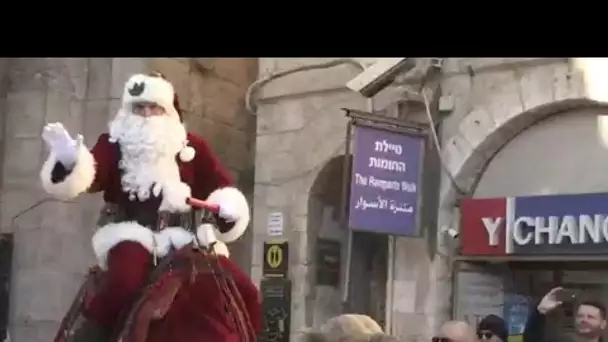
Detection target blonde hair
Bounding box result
[302,314,399,342]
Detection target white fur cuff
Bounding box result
[40,144,96,200]
[159,226,230,256]
[205,187,250,243]
[91,222,232,269]
[92,222,171,269]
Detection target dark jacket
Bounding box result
[523,307,604,342]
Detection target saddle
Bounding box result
[54,206,255,342]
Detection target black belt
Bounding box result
[97,203,196,232]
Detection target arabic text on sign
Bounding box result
[354,195,413,214]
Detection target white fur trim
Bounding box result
[179,146,196,162]
[92,222,172,270]
[206,187,250,243]
[213,241,230,257]
[122,74,178,118]
[92,223,230,269]
[159,181,192,212]
[40,144,96,200]
[157,226,194,251]
[160,226,229,256]
[196,223,218,247]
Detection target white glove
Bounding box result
[217,198,240,222]
[41,122,81,167]
[537,287,563,314]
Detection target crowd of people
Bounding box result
[305,286,607,342]
[432,286,606,342]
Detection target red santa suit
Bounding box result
[40,73,261,341]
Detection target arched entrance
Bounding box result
[306,155,388,328]
[447,100,608,339]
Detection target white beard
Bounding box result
[108,110,187,202]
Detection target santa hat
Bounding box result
[121,72,196,162]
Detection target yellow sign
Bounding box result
[266,245,283,269]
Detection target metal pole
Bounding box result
[341,120,353,306]
[341,97,375,308]
[386,235,396,333]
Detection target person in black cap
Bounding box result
[477,315,508,342]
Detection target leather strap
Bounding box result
[53,266,104,342]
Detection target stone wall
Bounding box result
[253,59,368,342]
[0,58,257,342]
[253,58,605,341]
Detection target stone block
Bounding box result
[440,75,475,137]
[82,99,110,145]
[254,150,298,184]
[0,188,45,233]
[554,61,585,101]
[10,58,47,72]
[12,58,88,80]
[292,192,310,218]
[256,100,306,135]
[108,98,122,118]
[9,319,60,342]
[78,195,103,235]
[45,90,84,135]
[250,264,262,285]
[212,125,251,169]
[86,58,112,100]
[2,137,43,183]
[391,312,428,340]
[148,58,192,108]
[442,134,472,178]
[7,66,46,92]
[291,227,309,266]
[441,58,553,75]
[110,58,146,99]
[471,70,523,129]
[46,67,87,101]
[256,130,297,157]
[5,90,46,138]
[38,199,83,234]
[13,227,90,272]
[194,58,258,90]
[56,58,89,81]
[257,61,360,105]
[458,108,497,148]
[518,63,559,110]
[11,269,81,322]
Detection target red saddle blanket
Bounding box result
[55,248,261,342]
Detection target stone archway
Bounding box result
[306,155,349,328]
[430,98,608,333]
[306,154,389,329]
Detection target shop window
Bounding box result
[455,261,608,342]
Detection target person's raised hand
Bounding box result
[42,122,81,167]
[538,287,563,314]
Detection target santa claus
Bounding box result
[40,72,261,341]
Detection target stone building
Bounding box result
[251,58,608,341]
[3,57,608,342]
[0,58,257,341]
